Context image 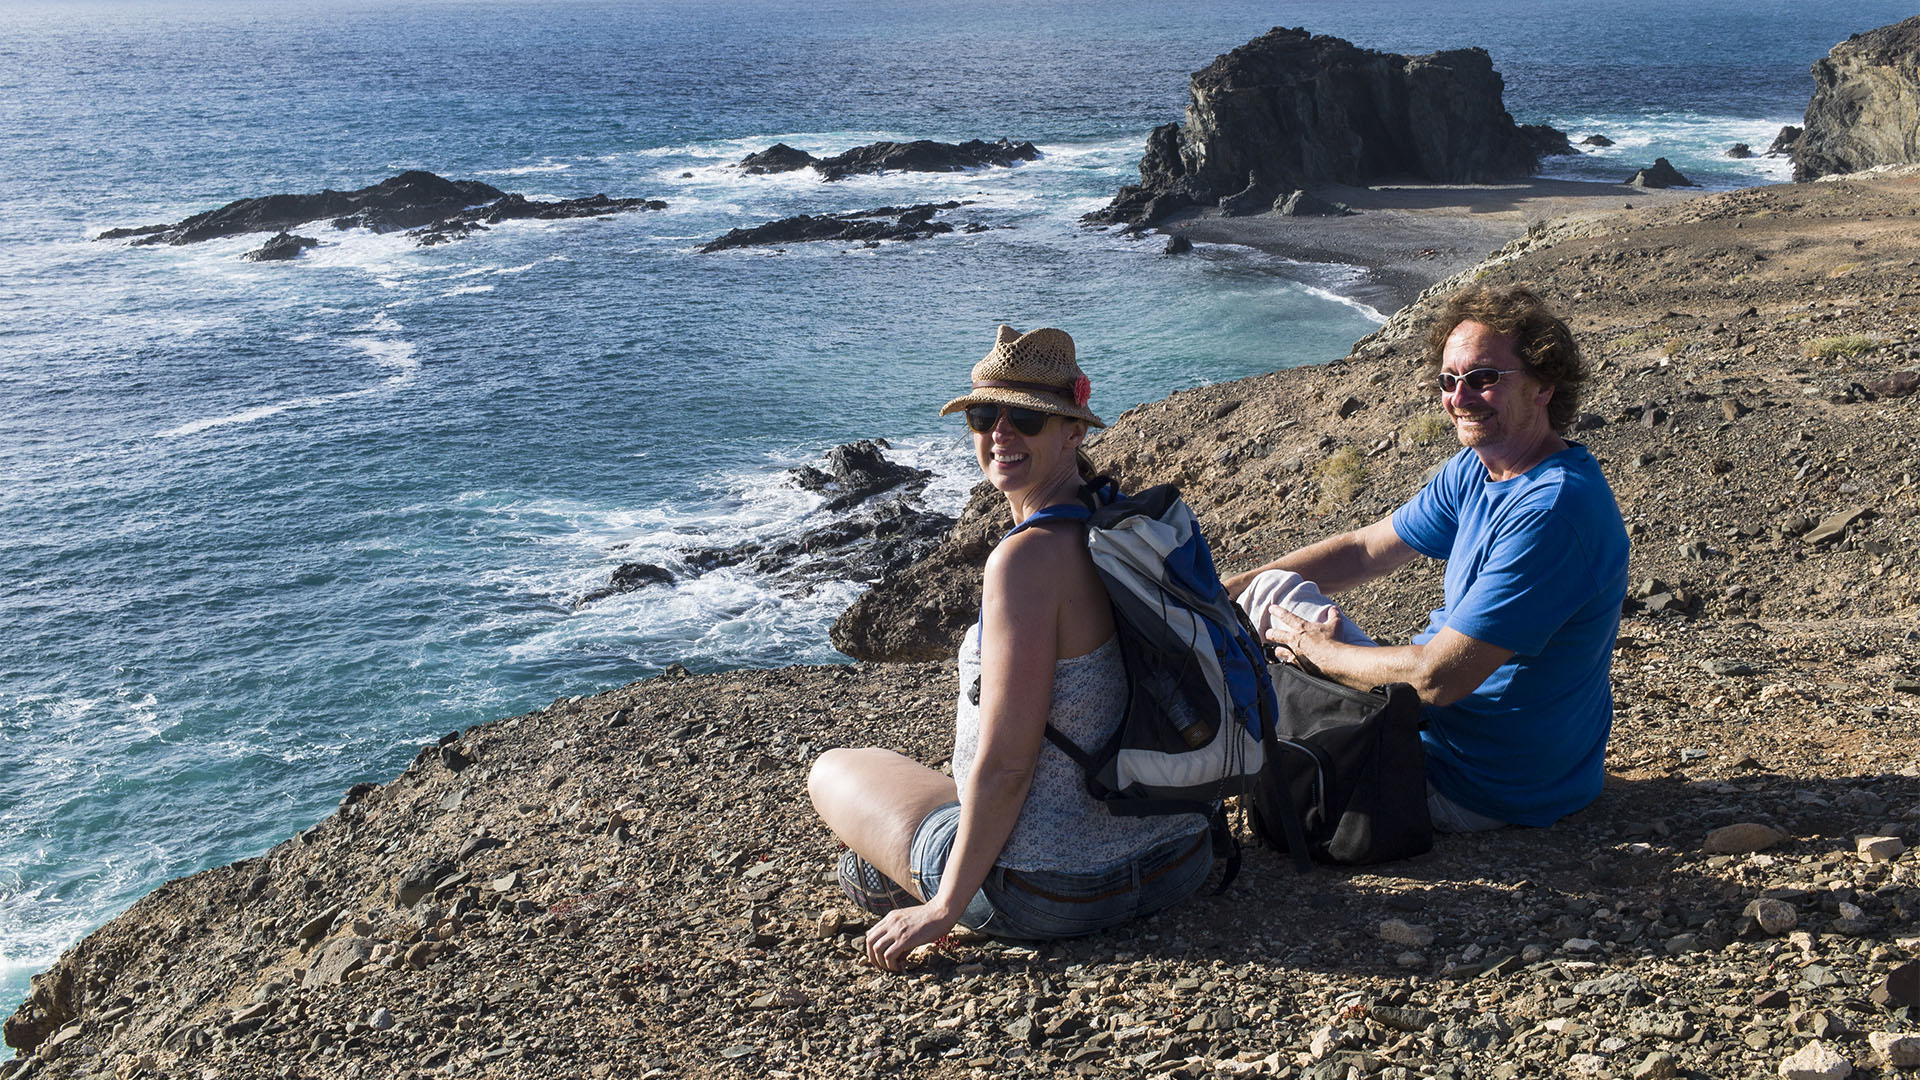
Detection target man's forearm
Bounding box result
[1296,639,1431,697]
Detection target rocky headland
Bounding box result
[1090,28,1572,227]
[14,166,1920,1080]
[1795,16,1920,181]
[98,171,666,253]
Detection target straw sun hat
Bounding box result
[938,325,1106,428]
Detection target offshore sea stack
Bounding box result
[1794,15,1920,181]
[1091,28,1566,225]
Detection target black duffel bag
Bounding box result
[1250,662,1433,868]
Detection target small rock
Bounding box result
[1163,235,1192,255]
[1371,1005,1437,1033]
[1705,659,1756,676]
[302,937,375,988]
[1745,898,1799,935]
[296,905,343,943]
[1756,989,1793,1009]
[1378,919,1435,947]
[1858,836,1906,863]
[1804,507,1868,546]
[1871,961,1920,1008]
[368,1008,394,1031]
[1634,1050,1680,1080]
[1778,1039,1851,1079]
[1705,823,1787,854]
[1870,1031,1920,1067]
[1336,395,1366,419]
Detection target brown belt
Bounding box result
[1002,831,1209,904]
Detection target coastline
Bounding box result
[1159,178,1708,312]
[13,174,1920,1079]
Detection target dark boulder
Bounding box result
[699,201,964,252]
[738,143,818,174]
[832,483,1006,662]
[790,439,932,512]
[676,441,953,600]
[1581,134,1616,147]
[1627,157,1698,188]
[1726,143,1755,159]
[810,138,1039,181]
[1088,27,1555,224]
[99,171,666,248]
[1767,125,1803,156]
[1163,234,1193,255]
[1274,189,1352,216]
[240,232,319,262]
[1217,174,1278,216]
[578,440,953,609]
[575,563,676,608]
[1521,123,1577,157]
[1794,16,1920,180]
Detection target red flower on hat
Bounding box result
[1072,375,1091,408]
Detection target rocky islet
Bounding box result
[98,170,668,254]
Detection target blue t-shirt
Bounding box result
[1391,444,1628,827]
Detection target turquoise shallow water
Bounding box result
[3,0,1914,1014]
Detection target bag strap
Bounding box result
[1264,728,1316,874]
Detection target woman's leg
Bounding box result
[808,748,958,899]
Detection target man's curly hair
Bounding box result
[1422,283,1585,434]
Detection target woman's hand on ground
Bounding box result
[864,902,959,971]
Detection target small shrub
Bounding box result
[1803,334,1881,360]
[1661,337,1691,359]
[1401,413,1452,446]
[1314,447,1365,515]
[1615,327,1664,351]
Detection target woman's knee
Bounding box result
[807,747,859,813]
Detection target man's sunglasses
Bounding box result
[964,404,1053,436]
[1437,367,1527,393]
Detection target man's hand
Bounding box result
[1265,606,1342,674]
[865,902,960,971]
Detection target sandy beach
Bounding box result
[1160,178,1708,311]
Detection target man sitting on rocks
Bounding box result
[1224,283,1629,832]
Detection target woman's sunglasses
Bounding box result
[965,403,1052,436]
[1437,367,1527,393]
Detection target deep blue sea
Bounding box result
[2,0,1912,1014]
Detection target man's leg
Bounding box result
[1425,783,1508,833]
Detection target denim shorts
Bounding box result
[908,801,1211,941]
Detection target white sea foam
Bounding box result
[475,161,574,176]
[445,284,495,296]
[159,323,418,437]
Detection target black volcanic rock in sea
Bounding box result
[733,138,1039,180]
[699,201,981,252]
[1627,157,1698,188]
[576,439,954,608]
[1090,27,1567,225]
[98,170,666,249]
[1794,15,1920,180]
[240,232,320,261]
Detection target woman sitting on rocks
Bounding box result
[808,325,1211,970]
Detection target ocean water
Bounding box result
[2,0,1912,1014]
